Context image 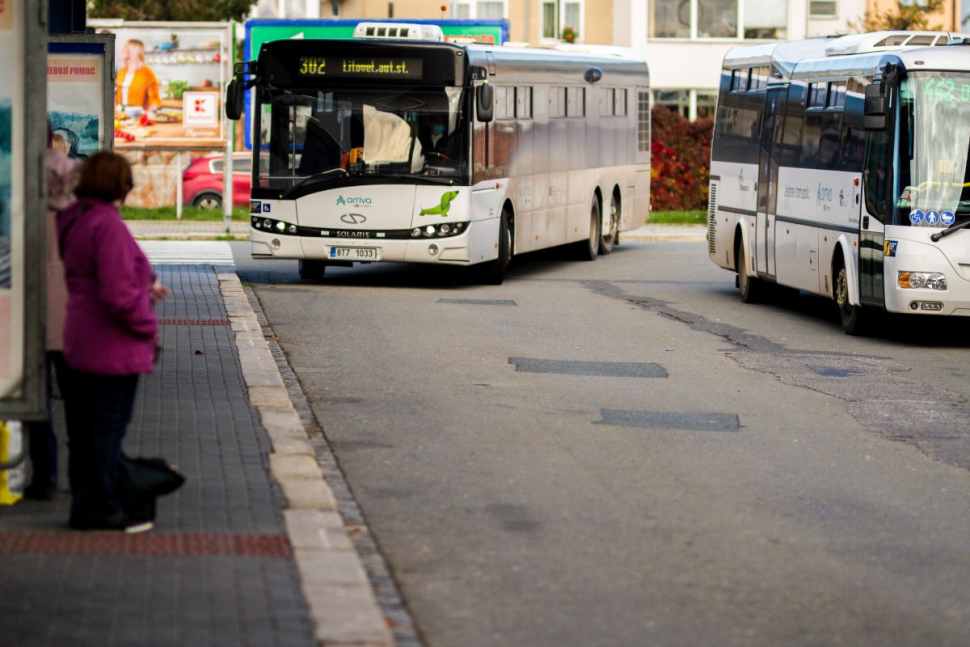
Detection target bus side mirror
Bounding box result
[226,79,244,121]
[864,82,886,131]
[477,83,494,123]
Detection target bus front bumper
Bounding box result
[249,227,474,265]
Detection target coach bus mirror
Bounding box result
[226,79,244,121]
[864,83,887,130]
[477,83,494,123]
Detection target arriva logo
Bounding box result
[817,183,833,205]
[336,196,373,207]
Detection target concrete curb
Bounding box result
[217,272,394,647]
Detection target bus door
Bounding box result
[859,128,890,307]
[756,86,786,277]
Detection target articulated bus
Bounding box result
[708,31,970,334]
[225,23,651,283]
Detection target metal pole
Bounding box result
[223,140,232,231]
[176,150,183,220]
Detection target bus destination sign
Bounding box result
[298,57,423,80]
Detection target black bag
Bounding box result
[117,454,185,522]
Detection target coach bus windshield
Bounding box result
[894,72,970,228]
[256,86,467,193]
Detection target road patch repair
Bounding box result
[509,357,668,378]
[218,272,394,647]
[597,410,740,432]
[438,298,517,306]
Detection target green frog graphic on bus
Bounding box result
[420,190,459,217]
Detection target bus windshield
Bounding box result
[256,85,467,192]
[895,72,970,227]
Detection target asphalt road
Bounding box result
[234,240,970,647]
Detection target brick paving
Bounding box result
[0,265,316,647]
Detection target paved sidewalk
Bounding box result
[0,264,393,647]
[124,219,707,242]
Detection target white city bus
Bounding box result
[225,23,651,283]
[708,31,970,334]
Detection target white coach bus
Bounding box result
[708,32,970,334]
[225,23,651,283]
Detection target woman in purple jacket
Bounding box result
[57,151,169,533]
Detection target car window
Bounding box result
[232,157,252,173]
[210,159,224,173]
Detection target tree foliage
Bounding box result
[850,0,945,32]
[89,0,256,22]
[650,107,713,211]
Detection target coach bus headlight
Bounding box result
[288,224,297,234]
[899,271,947,290]
[275,221,286,232]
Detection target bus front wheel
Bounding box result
[835,261,866,335]
[737,243,762,303]
[478,210,511,285]
[298,259,327,281]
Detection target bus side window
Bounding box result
[864,130,890,222]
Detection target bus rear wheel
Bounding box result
[835,261,866,335]
[599,192,620,255]
[298,259,327,281]
[577,197,600,261]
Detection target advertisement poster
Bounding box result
[0,0,22,394]
[92,24,230,148]
[47,55,103,160]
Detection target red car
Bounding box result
[182,152,252,209]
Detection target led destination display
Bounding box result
[298,57,423,80]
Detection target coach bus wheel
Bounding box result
[737,243,763,303]
[600,193,620,255]
[298,259,327,281]
[479,210,512,285]
[578,197,601,261]
[835,261,866,335]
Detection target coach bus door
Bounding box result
[756,87,785,277]
[859,127,890,307]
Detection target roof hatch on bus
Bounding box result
[353,22,444,42]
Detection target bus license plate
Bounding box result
[328,246,380,261]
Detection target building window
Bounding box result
[649,0,787,40]
[542,0,584,41]
[809,0,838,17]
[454,0,507,19]
[550,87,567,118]
[655,89,690,116]
[654,89,718,121]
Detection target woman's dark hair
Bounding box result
[74,151,134,202]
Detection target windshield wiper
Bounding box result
[931,217,970,241]
[282,168,349,197]
[376,173,457,185]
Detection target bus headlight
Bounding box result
[410,222,467,239]
[899,271,947,290]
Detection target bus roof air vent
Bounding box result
[353,22,445,42]
[824,31,968,56]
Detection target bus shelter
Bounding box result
[1,0,50,425]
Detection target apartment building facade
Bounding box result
[613,0,873,121]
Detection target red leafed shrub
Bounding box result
[649,107,714,211]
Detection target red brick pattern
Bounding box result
[0,532,292,558]
[157,318,231,326]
